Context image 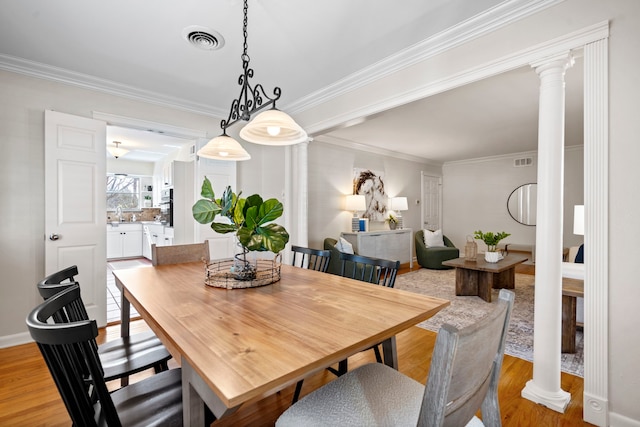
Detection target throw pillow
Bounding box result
[335,237,355,254]
[423,229,445,247]
[575,243,584,263]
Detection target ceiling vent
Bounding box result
[182,26,225,51]
[514,157,534,167]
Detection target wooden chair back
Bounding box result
[151,242,208,266]
[338,252,400,287]
[291,245,331,272]
[420,288,514,426]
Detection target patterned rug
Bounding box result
[394,268,584,377]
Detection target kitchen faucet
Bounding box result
[115,206,123,222]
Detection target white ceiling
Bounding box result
[0,0,583,163]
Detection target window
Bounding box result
[107,175,140,210]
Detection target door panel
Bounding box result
[421,173,442,231]
[45,110,107,326]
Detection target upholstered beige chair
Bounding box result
[277,289,515,427]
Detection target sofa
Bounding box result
[415,230,459,270]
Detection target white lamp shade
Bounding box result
[573,205,584,235]
[390,197,408,212]
[345,194,366,212]
[239,109,308,146]
[197,135,251,161]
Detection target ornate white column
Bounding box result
[290,141,309,249]
[521,53,573,412]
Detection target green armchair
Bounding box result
[323,238,343,276]
[415,230,459,270]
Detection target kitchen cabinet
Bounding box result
[341,229,413,268]
[143,223,174,260]
[107,223,142,259]
[162,161,173,188]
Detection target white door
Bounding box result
[45,110,107,326]
[421,173,442,231]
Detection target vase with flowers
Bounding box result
[192,177,290,284]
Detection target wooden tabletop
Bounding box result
[442,254,529,273]
[113,262,449,410]
[562,277,584,298]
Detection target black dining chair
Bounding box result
[290,245,331,272]
[292,252,400,403]
[26,284,215,427]
[37,265,172,386]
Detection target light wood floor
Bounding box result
[1,263,591,426]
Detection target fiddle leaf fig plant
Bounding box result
[473,230,511,252]
[192,176,290,253]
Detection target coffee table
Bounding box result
[442,254,528,302]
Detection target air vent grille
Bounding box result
[514,157,534,167]
[182,26,225,51]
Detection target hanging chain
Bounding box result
[220,0,281,131]
[242,0,249,62]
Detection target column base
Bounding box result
[521,379,571,413]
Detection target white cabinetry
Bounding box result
[143,223,174,260]
[341,229,413,268]
[107,223,142,259]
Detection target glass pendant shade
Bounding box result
[239,109,307,146]
[197,135,251,161]
[108,141,129,159]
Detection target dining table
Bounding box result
[113,261,449,426]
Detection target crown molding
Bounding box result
[0,53,227,118]
[442,144,583,167]
[314,134,442,167]
[287,0,565,114]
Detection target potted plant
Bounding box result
[192,177,290,280]
[473,230,511,262]
[143,194,152,207]
[387,213,398,230]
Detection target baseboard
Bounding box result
[0,331,32,349]
[608,412,640,427]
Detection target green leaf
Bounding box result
[233,198,246,227]
[244,205,259,230]
[258,223,290,253]
[257,199,283,225]
[200,176,215,200]
[211,222,237,234]
[192,199,220,224]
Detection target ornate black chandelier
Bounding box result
[197,0,307,161]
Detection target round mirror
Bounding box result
[507,183,537,226]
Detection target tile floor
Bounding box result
[106,258,151,324]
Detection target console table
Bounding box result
[341,229,413,268]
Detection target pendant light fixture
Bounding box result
[108,141,129,159]
[197,0,307,161]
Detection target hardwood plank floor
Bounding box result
[1,262,590,426]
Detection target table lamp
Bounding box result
[346,195,366,232]
[390,197,408,229]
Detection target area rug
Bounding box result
[394,268,584,377]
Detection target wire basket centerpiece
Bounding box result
[193,177,289,289]
[203,252,282,289]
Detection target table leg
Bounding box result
[562,295,577,353]
[381,336,398,370]
[116,277,131,387]
[493,267,516,289]
[182,359,239,425]
[478,272,493,302]
[455,268,479,296]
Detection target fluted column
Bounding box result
[521,53,573,412]
[291,141,309,248]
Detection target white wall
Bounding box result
[443,147,584,252]
[0,70,220,342]
[306,139,442,250]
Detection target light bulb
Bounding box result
[219,151,229,157]
[267,126,281,136]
